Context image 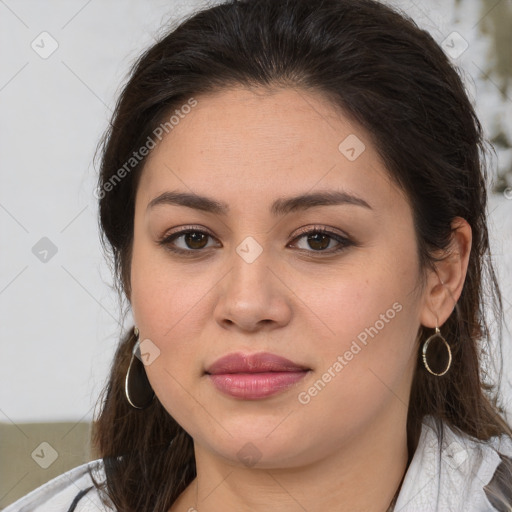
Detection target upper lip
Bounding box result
[205,352,310,374]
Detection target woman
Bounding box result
[6,0,512,510]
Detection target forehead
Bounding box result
[139,85,409,216]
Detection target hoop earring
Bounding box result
[125,327,155,409]
[422,325,452,376]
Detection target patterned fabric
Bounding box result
[484,453,512,512]
[4,415,512,511]
[2,461,109,512]
[393,415,512,511]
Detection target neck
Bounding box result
[170,405,410,512]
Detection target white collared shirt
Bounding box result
[4,415,512,511]
[393,415,512,511]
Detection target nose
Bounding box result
[213,242,293,333]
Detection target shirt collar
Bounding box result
[393,414,512,511]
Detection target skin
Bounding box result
[129,85,472,512]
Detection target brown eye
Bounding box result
[304,232,331,251]
[158,226,353,257]
[182,231,209,250]
[158,228,218,254]
[290,227,353,254]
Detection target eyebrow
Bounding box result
[147,189,372,216]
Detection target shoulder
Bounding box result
[395,415,512,511]
[2,459,114,512]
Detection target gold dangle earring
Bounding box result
[125,326,155,409]
[422,321,452,376]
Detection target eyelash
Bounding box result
[157,225,354,257]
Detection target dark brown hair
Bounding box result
[91,0,512,510]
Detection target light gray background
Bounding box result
[1,0,511,424]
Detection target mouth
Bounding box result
[205,352,311,400]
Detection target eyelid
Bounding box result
[161,224,215,238]
[291,224,350,240]
[157,225,219,252]
[160,224,349,241]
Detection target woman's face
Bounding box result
[130,85,432,467]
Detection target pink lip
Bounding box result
[205,352,309,374]
[205,352,310,400]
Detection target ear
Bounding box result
[419,217,472,328]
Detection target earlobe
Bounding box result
[419,216,472,328]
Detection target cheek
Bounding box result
[129,251,209,429]
[304,257,416,348]
[308,284,416,387]
[299,248,421,398]
[293,291,418,447]
[129,238,219,375]
[130,237,203,334]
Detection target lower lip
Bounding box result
[207,371,308,399]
